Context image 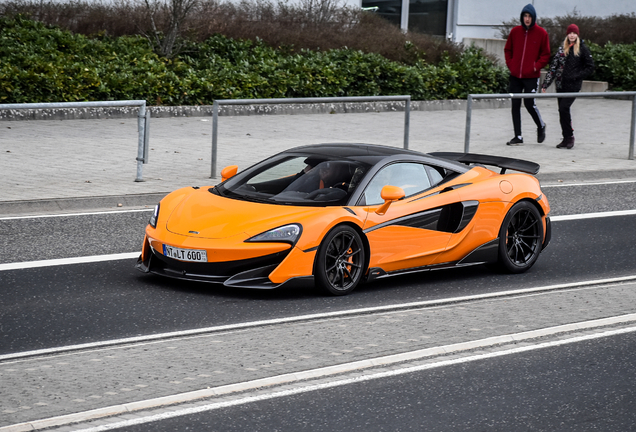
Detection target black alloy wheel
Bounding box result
[497,201,544,273]
[315,225,366,296]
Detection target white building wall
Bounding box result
[450,0,636,43]
[340,0,363,7]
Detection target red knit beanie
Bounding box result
[567,24,580,36]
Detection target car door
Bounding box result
[360,162,463,273]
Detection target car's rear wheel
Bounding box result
[497,201,543,273]
[315,225,365,296]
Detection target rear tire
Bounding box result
[315,225,365,296]
[497,201,543,273]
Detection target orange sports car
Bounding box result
[136,143,551,295]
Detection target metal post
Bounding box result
[463,91,636,158]
[630,96,636,160]
[143,110,151,164]
[403,97,410,149]
[464,95,473,153]
[209,96,418,175]
[135,103,146,182]
[211,101,219,179]
[0,100,150,181]
[400,0,410,32]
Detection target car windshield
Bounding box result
[214,155,372,206]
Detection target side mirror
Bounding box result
[375,185,405,215]
[221,165,238,182]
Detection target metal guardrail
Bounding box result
[211,96,412,178]
[464,92,636,160]
[0,100,151,181]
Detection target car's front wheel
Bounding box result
[315,225,366,296]
[497,201,543,273]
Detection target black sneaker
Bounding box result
[557,136,574,149]
[538,125,546,143]
[506,137,524,146]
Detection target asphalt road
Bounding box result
[1,182,636,355]
[1,181,636,431]
[117,331,636,432]
[0,217,634,354]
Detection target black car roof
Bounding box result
[289,143,423,158]
[285,143,470,172]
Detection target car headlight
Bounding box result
[149,204,160,228]
[246,224,302,244]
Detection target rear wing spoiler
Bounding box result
[429,152,540,175]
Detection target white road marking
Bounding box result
[3,275,636,363]
[0,253,139,272]
[551,209,636,221]
[1,208,634,273]
[542,179,636,187]
[12,323,636,432]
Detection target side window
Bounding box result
[426,165,444,186]
[361,163,431,205]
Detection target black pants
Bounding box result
[557,94,576,138]
[509,76,545,138]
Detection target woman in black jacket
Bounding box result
[541,24,595,149]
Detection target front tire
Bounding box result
[315,225,366,296]
[497,201,543,273]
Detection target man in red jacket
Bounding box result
[504,3,551,146]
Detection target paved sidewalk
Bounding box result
[1,98,635,214]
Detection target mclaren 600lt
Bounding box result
[136,143,551,295]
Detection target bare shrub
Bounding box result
[192,0,460,64]
[139,0,199,57]
[0,0,141,35]
[0,0,461,64]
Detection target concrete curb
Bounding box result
[535,169,636,184]
[0,193,167,217]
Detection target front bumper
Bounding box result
[136,245,313,289]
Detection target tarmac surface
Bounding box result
[2,280,636,431]
[1,97,635,215]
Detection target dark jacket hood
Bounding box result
[520,4,537,29]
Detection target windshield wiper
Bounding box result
[208,187,223,196]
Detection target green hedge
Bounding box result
[0,16,510,104]
[589,42,636,91]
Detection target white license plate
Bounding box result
[162,245,207,262]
